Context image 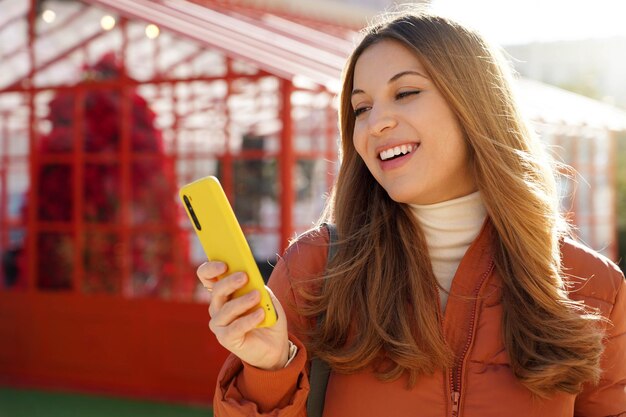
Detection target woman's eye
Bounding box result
[353,107,369,117]
[396,90,420,100]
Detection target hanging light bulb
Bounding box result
[101,15,116,31]
[145,24,160,39]
[42,9,56,23]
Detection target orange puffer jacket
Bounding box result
[213,221,626,417]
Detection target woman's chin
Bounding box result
[384,188,421,205]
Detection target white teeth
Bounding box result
[379,144,416,160]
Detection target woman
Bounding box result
[198,7,626,416]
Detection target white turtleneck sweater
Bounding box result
[409,191,487,311]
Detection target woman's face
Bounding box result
[351,40,476,205]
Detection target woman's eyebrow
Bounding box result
[388,70,428,83]
[351,70,429,97]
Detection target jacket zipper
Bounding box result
[449,260,495,417]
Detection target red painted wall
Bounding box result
[0,291,229,405]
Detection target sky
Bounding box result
[429,0,626,45]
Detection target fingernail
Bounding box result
[236,273,246,283]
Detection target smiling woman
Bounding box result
[351,40,474,205]
[198,5,626,417]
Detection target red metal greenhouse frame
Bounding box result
[0,0,351,405]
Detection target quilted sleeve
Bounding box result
[575,267,626,417]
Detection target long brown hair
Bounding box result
[300,6,604,396]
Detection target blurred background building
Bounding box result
[506,38,626,108]
[1,0,625,412]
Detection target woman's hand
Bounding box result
[197,261,290,370]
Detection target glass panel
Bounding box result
[37,74,126,158]
[37,232,74,290]
[557,175,574,213]
[6,162,28,220]
[186,228,206,266]
[233,156,277,227]
[593,130,609,166]
[228,77,280,154]
[294,158,328,227]
[593,175,612,217]
[231,59,259,76]
[125,20,159,82]
[246,233,279,282]
[86,25,122,71]
[595,222,612,251]
[293,91,333,153]
[554,134,572,166]
[83,163,120,223]
[129,84,179,225]
[1,228,24,290]
[578,134,590,164]
[2,161,28,288]
[83,232,121,294]
[177,157,219,188]
[1,155,28,290]
[131,157,178,224]
[0,0,28,90]
[0,93,30,158]
[34,2,117,88]
[131,232,179,298]
[575,181,591,218]
[83,87,121,154]
[38,163,72,222]
[177,80,228,156]
[38,91,76,154]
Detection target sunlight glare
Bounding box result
[429,0,626,45]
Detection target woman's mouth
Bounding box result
[378,143,419,161]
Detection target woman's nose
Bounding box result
[368,106,397,136]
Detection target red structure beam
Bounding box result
[119,17,133,297]
[26,0,37,292]
[279,79,294,251]
[71,90,86,294]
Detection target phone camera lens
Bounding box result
[183,195,202,231]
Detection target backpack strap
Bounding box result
[324,223,338,261]
[306,223,336,417]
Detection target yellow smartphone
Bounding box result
[179,176,277,328]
